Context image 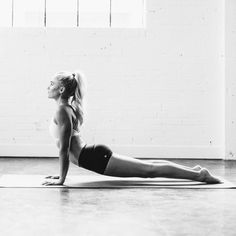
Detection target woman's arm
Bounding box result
[43,106,72,186]
[57,107,72,184]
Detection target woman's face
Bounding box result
[47,76,63,99]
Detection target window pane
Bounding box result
[79,0,110,28]
[111,0,145,28]
[13,0,44,27]
[0,0,12,27]
[46,0,77,27]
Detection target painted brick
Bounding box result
[0,0,224,158]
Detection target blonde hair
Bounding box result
[55,71,86,126]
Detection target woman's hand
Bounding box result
[42,179,64,186]
[45,175,60,179]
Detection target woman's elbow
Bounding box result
[59,148,70,158]
[58,141,70,156]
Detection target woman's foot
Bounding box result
[198,168,222,184]
[192,165,202,171]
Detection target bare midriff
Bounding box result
[68,135,86,166]
[55,135,86,166]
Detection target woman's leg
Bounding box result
[103,153,220,183]
[147,160,202,171]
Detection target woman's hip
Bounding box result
[78,144,113,174]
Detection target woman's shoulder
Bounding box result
[55,105,72,121]
[54,104,79,129]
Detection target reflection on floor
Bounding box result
[0,158,236,236]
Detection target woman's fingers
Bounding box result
[45,176,52,179]
[42,180,63,186]
[52,176,60,179]
[42,181,55,186]
[45,175,59,179]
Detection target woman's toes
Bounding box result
[199,168,221,184]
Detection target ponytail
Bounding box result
[56,70,86,128]
[71,71,86,126]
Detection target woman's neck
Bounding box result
[55,97,69,106]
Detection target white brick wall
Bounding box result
[0,0,225,158]
[225,0,236,159]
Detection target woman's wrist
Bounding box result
[59,178,65,184]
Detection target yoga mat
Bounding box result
[0,175,235,189]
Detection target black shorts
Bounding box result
[78,144,113,174]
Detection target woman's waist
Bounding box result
[69,137,86,165]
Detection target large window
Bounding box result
[0,0,145,28]
[13,0,45,27]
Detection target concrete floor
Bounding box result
[0,158,236,236]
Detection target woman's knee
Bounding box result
[142,163,173,178]
[140,163,157,178]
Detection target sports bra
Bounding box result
[49,105,81,140]
[49,118,81,140]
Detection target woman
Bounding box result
[43,71,221,186]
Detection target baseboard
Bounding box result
[0,144,224,159]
